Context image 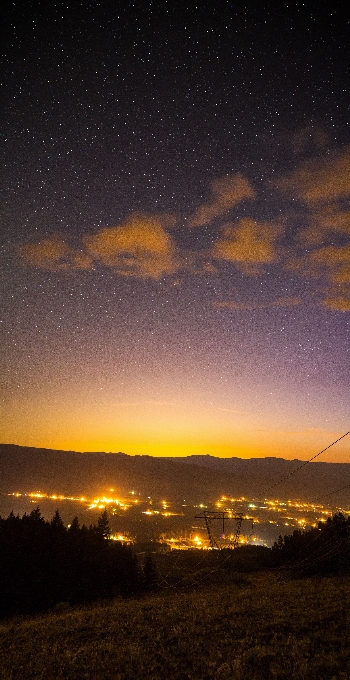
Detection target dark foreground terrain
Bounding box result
[0,573,349,680]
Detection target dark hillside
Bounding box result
[170,454,350,504]
[0,444,259,502]
[0,574,350,679]
[1,444,350,503]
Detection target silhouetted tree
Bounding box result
[0,507,142,618]
[51,509,65,533]
[96,508,111,539]
[68,516,80,534]
[272,512,350,575]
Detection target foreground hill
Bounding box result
[1,444,350,503]
[0,573,349,679]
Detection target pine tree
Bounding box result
[68,516,80,534]
[29,507,44,523]
[97,508,111,539]
[51,509,65,533]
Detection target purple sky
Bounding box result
[1,2,350,460]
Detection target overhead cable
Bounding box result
[315,482,350,503]
[263,430,350,495]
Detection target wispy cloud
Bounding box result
[298,205,350,247]
[309,243,350,284]
[17,149,350,314]
[322,296,350,312]
[286,244,350,312]
[277,145,350,203]
[289,242,350,286]
[20,214,180,279]
[19,236,92,271]
[212,218,282,273]
[274,146,350,310]
[83,213,178,279]
[188,173,255,227]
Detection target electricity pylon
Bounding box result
[194,510,251,549]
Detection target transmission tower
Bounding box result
[194,510,251,549]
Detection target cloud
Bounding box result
[309,243,350,284]
[272,296,302,307]
[291,125,329,155]
[213,296,301,311]
[201,261,218,274]
[277,146,350,203]
[83,213,178,279]
[286,238,350,311]
[212,218,282,272]
[287,243,350,285]
[188,173,255,227]
[213,301,256,310]
[322,296,350,312]
[298,205,350,247]
[19,236,92,271]
[19,214,179,279]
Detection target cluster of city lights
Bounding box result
[6,489,349,550]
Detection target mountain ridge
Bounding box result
[1,444,350,504]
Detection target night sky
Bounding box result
[1,2,350,461]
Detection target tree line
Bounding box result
[272,512,350,575]
[0,507,147,619]
[1,507,349,619]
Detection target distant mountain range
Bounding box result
[1,444,350,506]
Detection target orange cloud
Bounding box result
[84,213,178,279]
[19,214,178,279]
[298,205,350,246]
[19,236,92,271]
[212,218,282,272]
[277,146,350,203]
[309,243,350,284]
[298,204,350,246]
[322,296,350,312]
[286,239,350,313]
[272,296,301,307]
[188,173,255,227]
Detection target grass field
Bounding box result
[0,572,349,679]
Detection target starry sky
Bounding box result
[1,2,350,461]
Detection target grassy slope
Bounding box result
[0,573,350,679]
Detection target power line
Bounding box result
[315,482,350,503]
[263,430,350,496]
